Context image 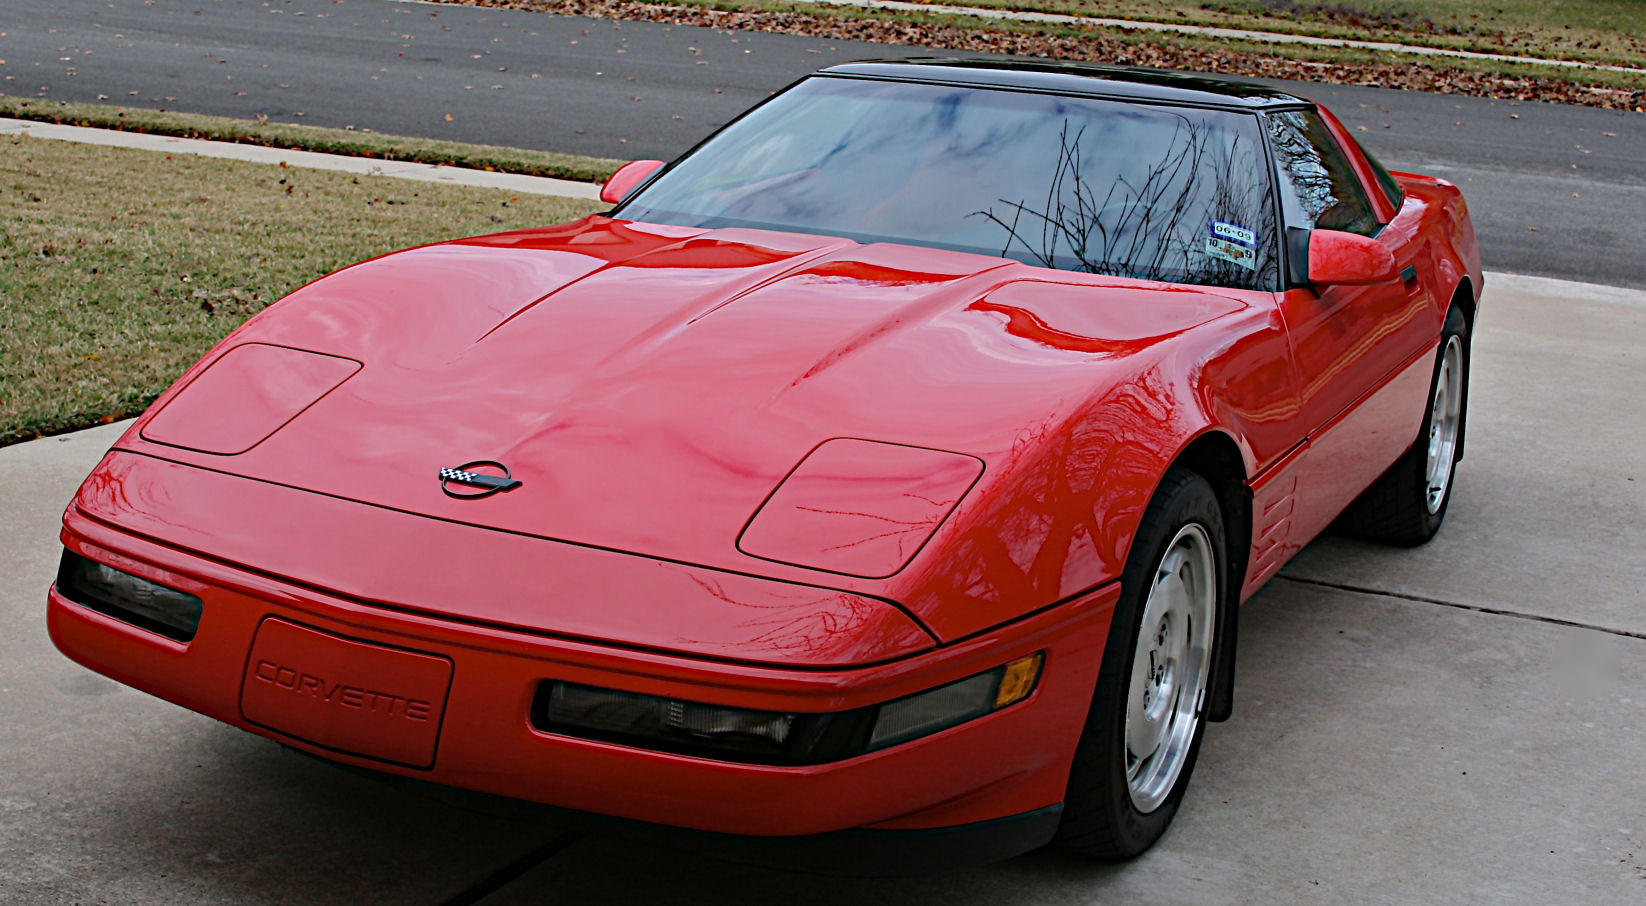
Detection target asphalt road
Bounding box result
[3,0,1645,287]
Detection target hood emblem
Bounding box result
[439,461,522,499]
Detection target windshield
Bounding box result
[617,76,1279,290]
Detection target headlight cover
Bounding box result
[737,438,984,579]
[140,343,361,455]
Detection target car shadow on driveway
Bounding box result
[450,555,1645,905]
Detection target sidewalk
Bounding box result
[0,117,603,201]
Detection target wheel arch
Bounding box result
[1163,430,1249,723]
[1451,274,1477,325]
[1446,277,1475,462]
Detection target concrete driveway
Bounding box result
[3,272,1642,904]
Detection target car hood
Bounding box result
[120,216,1250,640]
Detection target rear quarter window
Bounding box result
[1265,110,1379,236]
[1359,143,1406,213]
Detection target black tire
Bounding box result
[1053,467,1226,860]
[1337,304,1470,546]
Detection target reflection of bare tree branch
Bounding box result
[1268,111,1375,235]
[895,371,1181,621]
[970,116,1275,288]
[677,571,891,661]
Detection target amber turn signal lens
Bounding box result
[994,653,1043,708]
[540,651,1050,764]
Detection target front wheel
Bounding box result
[1053,467,1225,859]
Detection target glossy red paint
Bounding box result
[1249,167,1474,588]
[241,618,453,768]
[141,344,360,455]
[1307,229,1399,286]
[48,75,1483,860]
[738,439,985,579]
[599,159,666,205]
[74,452,935,667]
[51,499,1114,835]
[106,222,1281,642]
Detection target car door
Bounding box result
[1265,109,1438,545]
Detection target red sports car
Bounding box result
[48,59,1480,872]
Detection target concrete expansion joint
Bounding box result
[1278,575,1646,642]
[437,831,583,906]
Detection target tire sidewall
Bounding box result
[1056,468,1227,858]
[1420,305,1471,532]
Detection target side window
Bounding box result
[1265,110,1379,236]
[1360,144,1406,213]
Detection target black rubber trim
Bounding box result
[305,748,1061,877]
[818,60,1312,109]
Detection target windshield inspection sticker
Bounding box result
[1206,218,1258,271]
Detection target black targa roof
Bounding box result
[819,58,1314,111]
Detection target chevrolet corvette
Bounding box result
[48,58,1481,872]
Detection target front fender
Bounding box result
[886,366,1233,643]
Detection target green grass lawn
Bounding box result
[504,0,1643,102]
[0,134,603,446]
[0,95,626,183]
[442,0,1642,103]
[822,0,1646,67]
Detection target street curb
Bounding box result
[0,117,604,201]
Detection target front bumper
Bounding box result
[49,459,1116,859]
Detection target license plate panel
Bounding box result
[241,618,452,769]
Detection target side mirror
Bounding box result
[1307,229,1398,286]
[599,159,665,205]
